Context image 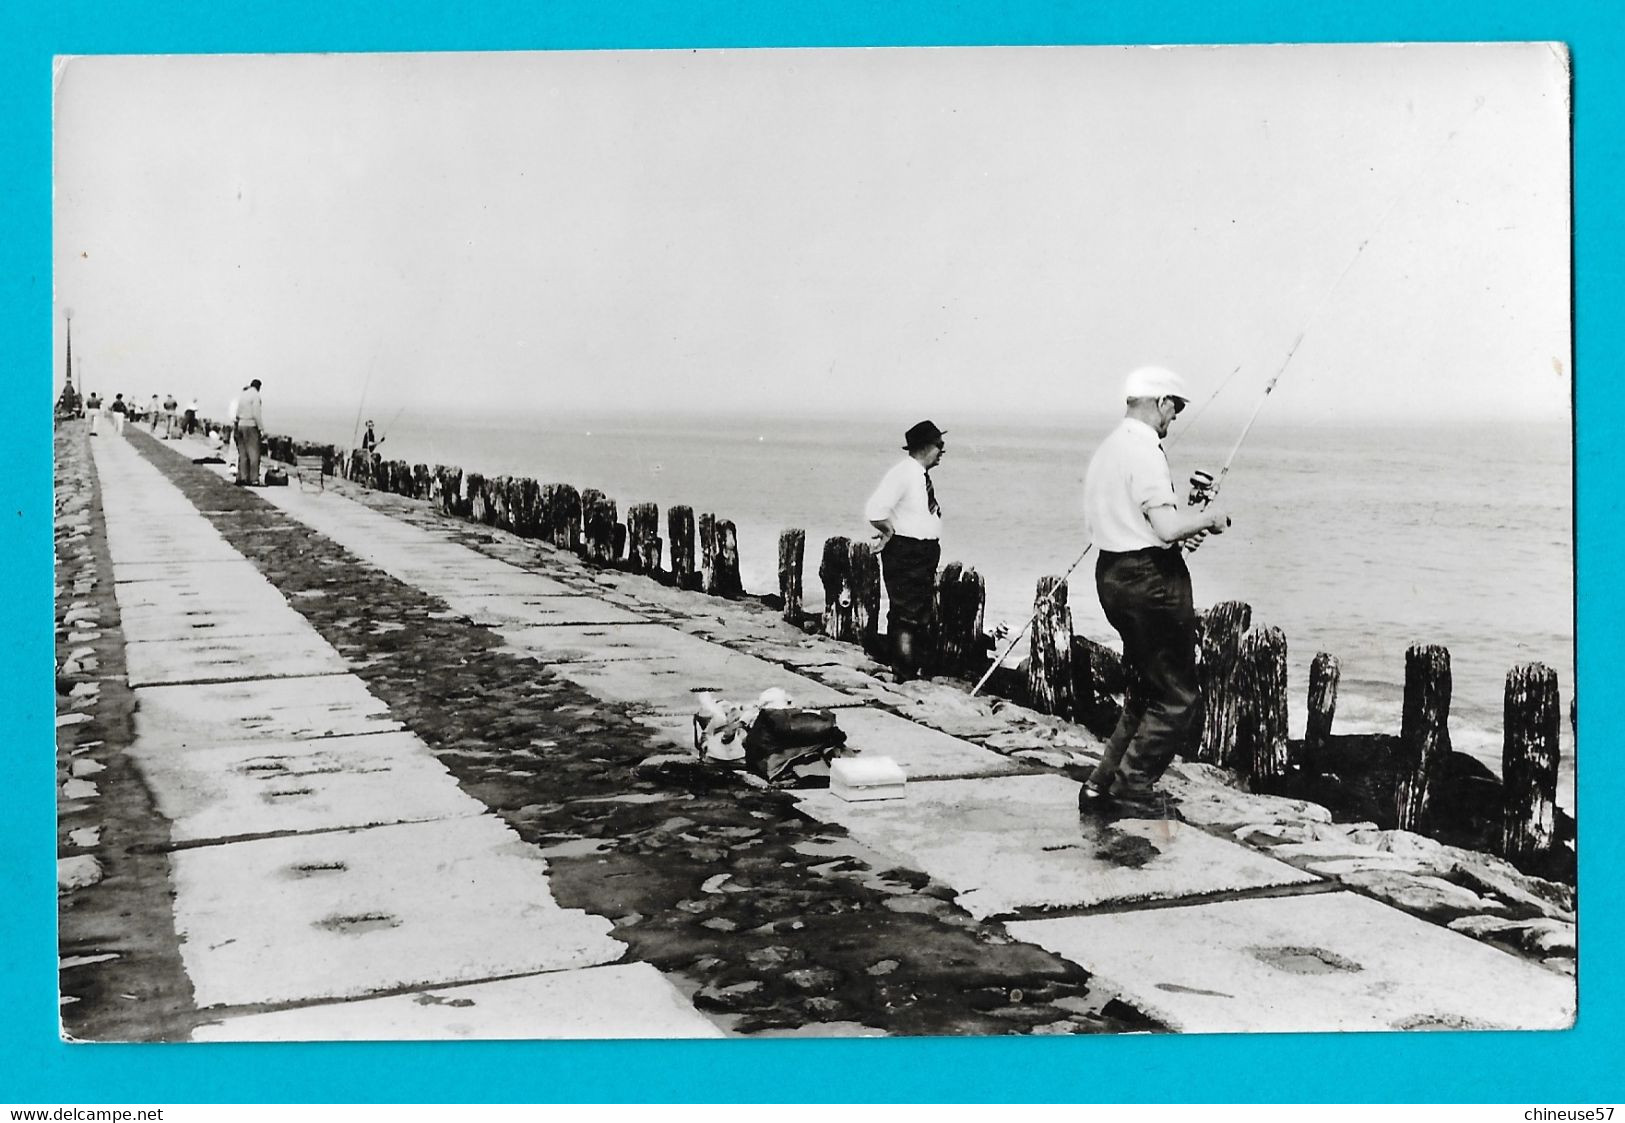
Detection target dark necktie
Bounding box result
[925,471,941,517]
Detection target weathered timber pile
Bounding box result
[284,429,1572,887]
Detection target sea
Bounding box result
[273,404,1576,809]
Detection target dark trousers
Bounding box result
[880,535,940,679]
[880,535,941,630]
[1089,547,1200,796]
[236,424,262,484]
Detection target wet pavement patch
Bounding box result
[1093,831,1163,869]
[315,912,401,935]
[1249,945,1362,974]
[125,432,1154,1036]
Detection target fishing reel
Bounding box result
[1187,469,1216,509]
[1184,468,1219,555]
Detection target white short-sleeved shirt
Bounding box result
[1082,418,1178,553]
[865,456,942,541]
[237,389,263,428]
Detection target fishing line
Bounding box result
[377,402,409,451]
[351,350,379,449]
[1209,97,1484,499]
[971,98,1484,700]
[1165,363,1241,451]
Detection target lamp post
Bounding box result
[63,308,78,415]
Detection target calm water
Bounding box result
[277,405,1575,805]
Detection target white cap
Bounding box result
[1123,365,1190,401]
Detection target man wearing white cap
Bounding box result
[1079,366,1231,818]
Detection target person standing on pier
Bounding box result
[162,393,178,438]
[1079,367,1231,818]
[183,397,198,436]
[361,419,383,460]
[866,420,947,683]
[85,391,101,435]
[235,379,264,485]
[109,393,127,434]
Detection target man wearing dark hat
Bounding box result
[865,420,947,682]
[1080,367,1231,818]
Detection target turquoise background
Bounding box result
[3,1,1618,1104]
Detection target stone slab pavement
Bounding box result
[798,774,1321,919]
[191,963,723,1041]
[85,430,721,1039]
[168,815,624,1009]
[1007,891,1575,1032]
[126,729,479,843]
[130,433,1577,1035]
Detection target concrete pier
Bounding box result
[56,422,1576,1039]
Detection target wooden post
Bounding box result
[1197,601,1252,765]
[819,536,855,642]
[551,485,582,551]
[461,472,484,521]
[698,514,718,593]
[1396,643,1452,831]
[514,478,541,537]
[539,484,556,539]
[711,519,742,597]
[669,505,698,590]
[438,467,463,516]
[847,539,882,656]
[1072,635,1126,729]
[1501,662,1560,862]
[612,522,627,562]
[581,489,617,565]
[505,477,524,529]
[1233,626,1289,788]
[1304,651,1341,772]
[778,529,805,624]
[627,502,662,575]
[933,562,985,676]
[1026,576,1075,719]
[541,483,560,544]
[491,476,513,528]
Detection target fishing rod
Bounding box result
[351,351,379,449]
[375,401,409,451]
[1167,364,1241,450]
[970,101,1484,701]
[968,539,1096,698]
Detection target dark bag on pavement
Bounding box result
[263,467,289,486]
[744,708,847,784]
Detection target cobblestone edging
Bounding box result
[123,429,1157,1037]
[55,422,199,1041]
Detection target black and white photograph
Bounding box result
[53,42,1575,1043]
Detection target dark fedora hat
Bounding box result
[903,420,946,450]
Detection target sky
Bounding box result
[52,43,1571,424]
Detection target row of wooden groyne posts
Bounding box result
[251,432,1573,884]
